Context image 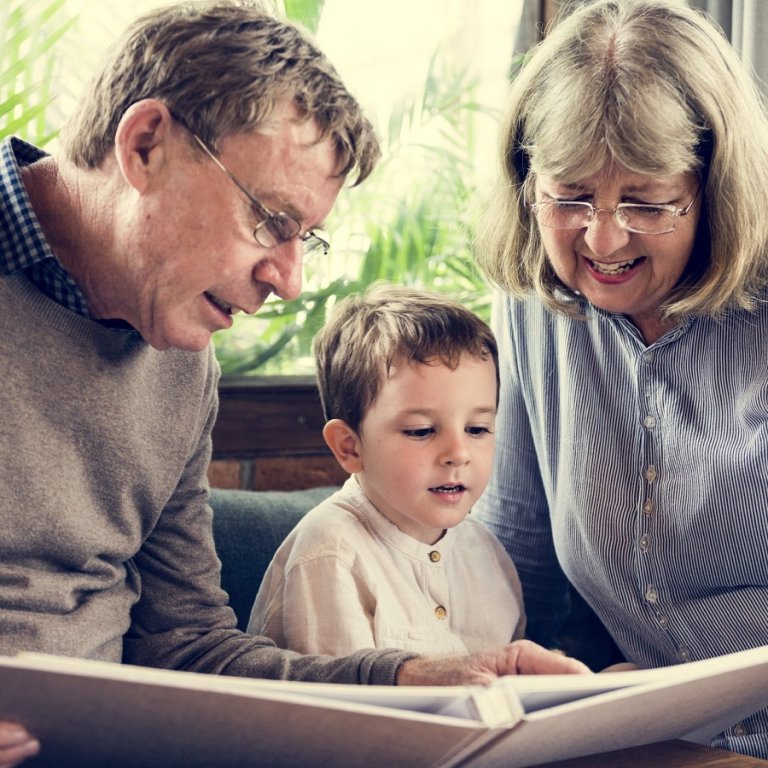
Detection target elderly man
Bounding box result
[0,2,586,764]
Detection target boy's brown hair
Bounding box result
[314,282,499,432]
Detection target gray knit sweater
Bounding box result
[0,272,412,684]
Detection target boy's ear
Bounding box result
[322,419,364,474]
[113,98,176,193]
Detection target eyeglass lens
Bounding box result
[535,201,679,234]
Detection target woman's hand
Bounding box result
[600,662,640,672]
[0,723,39,768]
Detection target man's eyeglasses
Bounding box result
[529,191,699,235]
[190,133,330,257]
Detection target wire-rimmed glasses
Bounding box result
[529,191,699,235]
[190,133,330,257]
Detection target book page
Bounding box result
[0,653,490,768]
[452,645,768,768]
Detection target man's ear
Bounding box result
[113,99,176,193]
[322,419,364,474]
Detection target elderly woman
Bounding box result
[474,0,768,758]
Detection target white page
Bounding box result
[9,653,485,723]
[450,645,768,768]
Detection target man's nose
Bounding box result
[252,238,303,301]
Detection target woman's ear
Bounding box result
[113,99,176,193]
[322,419,364,474]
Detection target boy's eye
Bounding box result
[403,427,434,439]
[466,426,493,437]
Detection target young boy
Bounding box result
[247,283,525,655]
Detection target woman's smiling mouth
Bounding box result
[588,256,643,275]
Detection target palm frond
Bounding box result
[0,0,78,145]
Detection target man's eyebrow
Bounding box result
[255,193,321,228]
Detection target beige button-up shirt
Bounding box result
[248,476,525,656]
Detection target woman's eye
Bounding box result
[627,204,666,217]
[403,427,434,439]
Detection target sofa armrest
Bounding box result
[209,486,338,631]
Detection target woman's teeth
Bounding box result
[590,258,638,275]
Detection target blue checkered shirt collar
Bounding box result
[0,136,90,316]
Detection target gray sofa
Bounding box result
[208,485,622,669]
[209,485,336,631]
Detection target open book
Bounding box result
[1,645,767,767]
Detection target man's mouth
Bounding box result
[205,292,232,315]
[588,257,641,275]
[205,292,240,316]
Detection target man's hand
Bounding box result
[396,639,591,686]
[0,723,39,768]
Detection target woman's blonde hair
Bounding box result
[476,0,768,319]
[61,1,379,185]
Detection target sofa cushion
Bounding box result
[209,486,337,630]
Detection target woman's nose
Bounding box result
[583,208,632,258]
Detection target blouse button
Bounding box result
[434,606,447,620]
[429,550,441,563]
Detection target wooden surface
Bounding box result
[533,740,768,767]
[212,376,327,457]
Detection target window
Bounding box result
[1,0,523,375]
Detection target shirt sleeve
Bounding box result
[278,552,379,656]
[474,293,571,648]
[122,351,414,684]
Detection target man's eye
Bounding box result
[403,427,434,438]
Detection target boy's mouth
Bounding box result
[429,484,466,494]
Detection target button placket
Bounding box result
[637,350,665,632]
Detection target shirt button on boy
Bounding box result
[428,551,441,563]
[434,606,447,620]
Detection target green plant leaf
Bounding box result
[282,0,325,33]
[0,0,78,145]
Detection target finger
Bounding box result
[0,740,40,768]
[0,723,40,768]
[508,639,592,675]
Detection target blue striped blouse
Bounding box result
[474,289,768,758]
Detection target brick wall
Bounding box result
[207,453,348,491]
[206,376,347,491]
